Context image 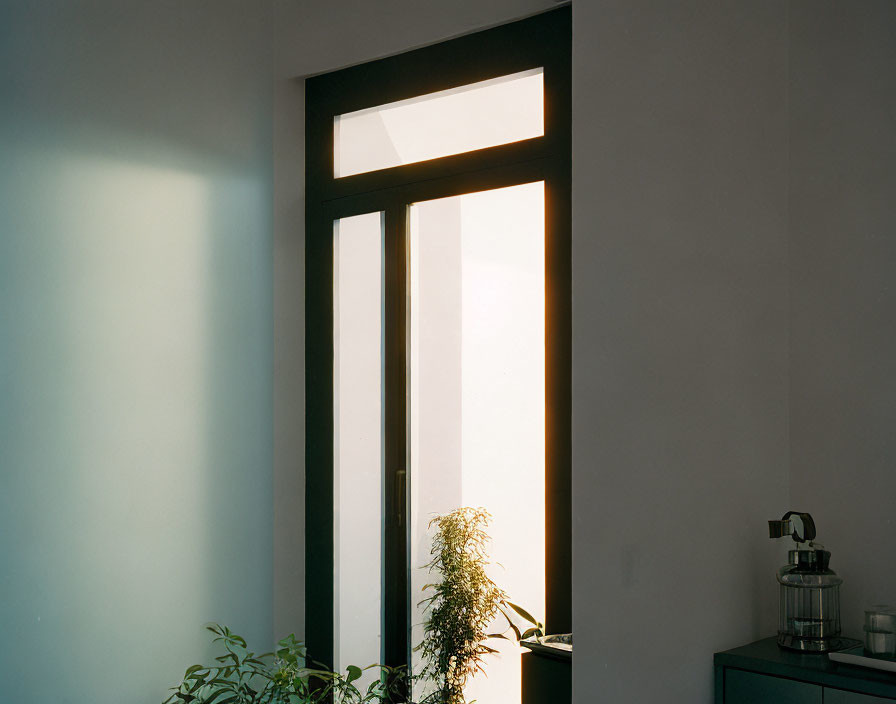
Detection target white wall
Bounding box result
[573,2,789,700]
[0,2,274,703]
[789,0,896,643]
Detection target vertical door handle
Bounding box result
[395,469,406,527]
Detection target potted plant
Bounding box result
[414,507,545,704]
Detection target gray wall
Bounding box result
[573,1,789,700]
[789,0,896,639]
[0,2,274,703]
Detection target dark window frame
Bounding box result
[305,6,571,675]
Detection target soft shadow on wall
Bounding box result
[0,2,274,703]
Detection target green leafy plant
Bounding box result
[164,623,406,704]
[415,507,544,704]
[492,600,546,646]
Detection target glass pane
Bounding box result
[335,69,544,178]
[333,212,384,685]
[408,182,546,704]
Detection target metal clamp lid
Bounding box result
[768,511,816,543]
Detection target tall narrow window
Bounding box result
[332,212,384,687]
[409,182,546,703]
[305,8,571,704]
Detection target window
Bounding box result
[334,68,544,177]
[305,8,570,702]
[408,182,546,704]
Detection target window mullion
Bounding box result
[383,204,410,674]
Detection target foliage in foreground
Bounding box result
[166,507,546,704]
[163,623,406,704]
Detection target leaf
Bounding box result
[224,640,248,661]
[345,665,362,683]
[207,678,235,688]
[198,691,230,704]
[498,608,522,641]
[302,668,336,680]
[505,601,539,626]
[183,664,204,678]
[521,627,541,640]
[187,675,209,694]
[486,633,511,641]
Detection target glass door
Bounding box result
[330,182,546,704]
[407,181,546,704]
[305,9,571,703]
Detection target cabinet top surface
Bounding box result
[715,638,896,698]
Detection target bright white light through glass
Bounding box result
[408,181,546,704]
[335,69,544,178]
[333,212,384,688]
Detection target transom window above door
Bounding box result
[334,68,544,177]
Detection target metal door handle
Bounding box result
[395,469,406,527]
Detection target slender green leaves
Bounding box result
[163,623,406,704]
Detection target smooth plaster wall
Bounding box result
[573,2,789,700]
[789,0,896,640]
[0,2,274,703]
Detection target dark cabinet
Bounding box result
[724,669,821,704]
[521,648,571,704]
[826,691,896,704]
[715,639,896,703]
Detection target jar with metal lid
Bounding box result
[776,546,843,651]
[769,512,846,652]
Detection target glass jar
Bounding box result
[777,548,843,652]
